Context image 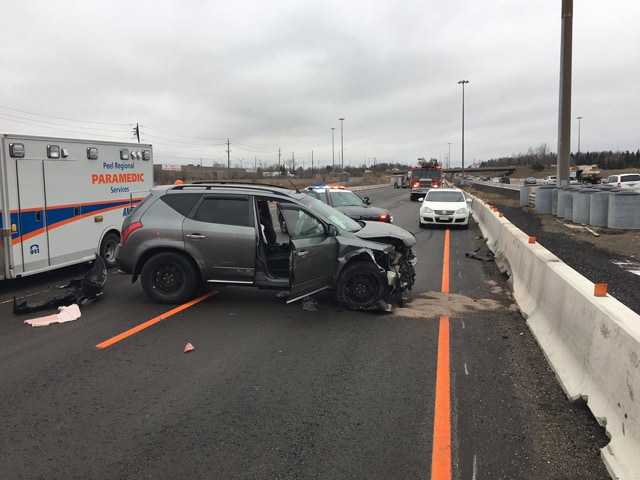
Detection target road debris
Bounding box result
[24,304,81,327]
[302,296,319,311]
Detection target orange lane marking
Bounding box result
[96,291,217,349]
[431,228,452,479]
[431,315,452,480]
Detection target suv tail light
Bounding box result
[121,221,143,245]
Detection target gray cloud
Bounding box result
[1,0,638,168]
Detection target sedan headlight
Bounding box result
[455,207,468,215]
[421,206,434,214]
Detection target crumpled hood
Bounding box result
[355,221,417,247]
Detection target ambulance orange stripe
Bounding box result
[4,197,144,214]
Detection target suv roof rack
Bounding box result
[169,182,302,195]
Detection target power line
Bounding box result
[0,113,132,140]
[0,104,289,160]
[0,104,129,126]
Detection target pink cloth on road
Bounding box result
[24,304,82,327]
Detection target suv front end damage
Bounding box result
[334,230,417,311]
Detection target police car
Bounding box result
[303,185,393,223]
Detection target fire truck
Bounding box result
[408,158,442,201]
[0,134,153,280]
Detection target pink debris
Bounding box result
[183,342,195,353]
[24,304,82,327]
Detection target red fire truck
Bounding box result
[408,158,442,201]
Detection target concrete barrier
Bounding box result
[470,195,640,480]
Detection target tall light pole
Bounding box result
[557,0,573,186]
[331,127,335,172]
[339,117,345,172]
[458,80,469,183]
[447,142,451,169]
[577,116,583,154]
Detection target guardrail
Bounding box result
[470,195,640,480]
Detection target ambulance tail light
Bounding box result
[121,221,143,245]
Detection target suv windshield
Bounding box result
[299,194,362,232]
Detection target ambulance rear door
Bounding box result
[15,158,50,275]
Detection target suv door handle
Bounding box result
[296,250,309,258]
[186,233,206,239]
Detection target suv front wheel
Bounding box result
[141,252,199,304]
[335,261,386,310]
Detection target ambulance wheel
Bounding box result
[141,252,199,304]
[100,232,120,269]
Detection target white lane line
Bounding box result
[472,454,477,480]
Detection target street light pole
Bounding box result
[458,80,469,183]
[577,116,583,154]
[447,142,451,169]
[339,117,345,172]
[331,127,335,172]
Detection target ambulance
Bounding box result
[0,134,153,280]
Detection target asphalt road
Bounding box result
[0,187,611,479]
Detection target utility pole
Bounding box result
[458,80,469,183]
[226,139,231,177]
[132,123,140,143]
[577,116,583,154]
[278,148,281,171]
[339,118,345,172]
[331,127,335,172]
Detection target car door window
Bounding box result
[192,196,252,227]
[279,208,325,239]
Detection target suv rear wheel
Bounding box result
[335,261,386,310]
[141,252,199,304]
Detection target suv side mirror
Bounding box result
[327,224,339,237]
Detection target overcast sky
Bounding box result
[1,0,638,170]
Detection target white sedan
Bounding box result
[419,188,470,228]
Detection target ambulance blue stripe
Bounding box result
[4,199,140,241]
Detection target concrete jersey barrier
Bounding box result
[470,195,640,480]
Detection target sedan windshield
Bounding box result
[328,190,365,207]
[299,194,362,232]
[425,190,465,202]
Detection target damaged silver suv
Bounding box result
[115,183,416,311]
